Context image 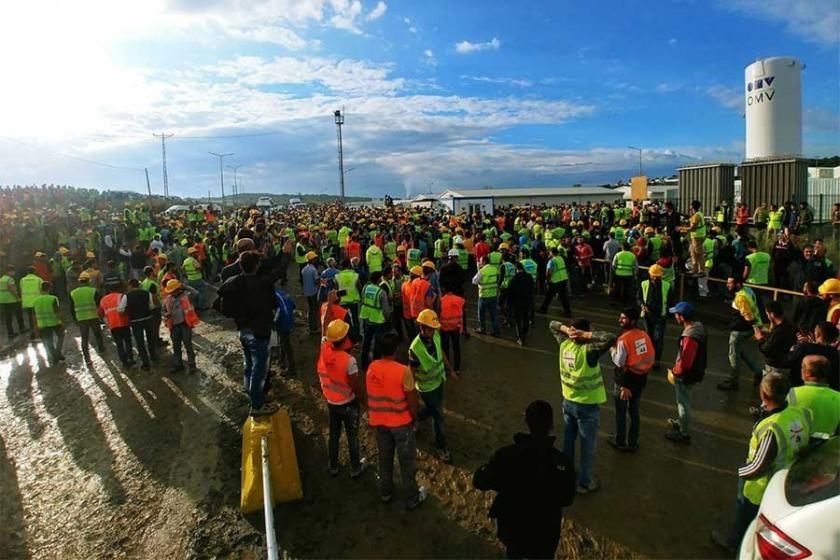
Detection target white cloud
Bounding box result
[668,38,677,46]
[366,1,387,21]
[707,85,743,110]
[804,107,840,132]
[455,37,501,54]
[721,0,839,45]
[227,25,310,49]
[465,76,533,88]
[656,82,680,93]
[422,49,437,67]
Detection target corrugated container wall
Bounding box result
[739,158,808,213]
[676,164,736,215]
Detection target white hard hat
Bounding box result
[453,235,463,245]
[448,248,459,258]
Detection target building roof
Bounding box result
[439,186,621,199]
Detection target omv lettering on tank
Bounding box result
[745,76,776,105]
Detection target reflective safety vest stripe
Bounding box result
[100,293,130,329]
[439,294,465,332]
[366,359,412,428]
[294,243,307,264]
[183,257,202,280]
[33,294,60,328]
[501,261,516,288]
[640,279,671,318]
[521,259,538,281]
[558,338,606,404]
[787,383,840,437]
[20,274,43,308]
[617,328,655,374]
[366,246,383,273]
[478,265,498,299]
[0,275,17,304]
[410,278,432,317]
[410,332,445,393]
[743,406,811,505]
[549,256,568,283]
[316,342,355,404]
[336,270,360,304]
[359,283,386,324]
[614,251,636,277]
[70,286,99,321]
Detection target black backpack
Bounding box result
[214,273,248,320]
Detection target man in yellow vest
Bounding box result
[711,373,810,554]
[539,246,572,317]
[472,255,500,336]
[359,270,390,371]
[549,318,615,494]
[335,259,361,340]
[0,264,25,339]
[686,199,706,275]
[718,276,764,391]
[409,309,458,463]
[70,272,104,363]
[611,242,637,307]
[182,247,207,310]
[366,332,426,509]
[787,355,840,439]
[33,281,65,364]
[20,266,44,338]
[637,264,673,367]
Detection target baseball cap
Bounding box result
[668,301,695,318]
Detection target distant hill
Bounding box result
[187,192,372,206]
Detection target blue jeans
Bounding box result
[728,479,760,548]
[376,424,418,501]
[418,384,447,449]
[360,321,386,370]
[613,383,642,447]
[562,400,599,487]
[674,377,693,436]
[728,330,763,382]
[239,329,270,408]
[478,297,499,335]
[188,278,207,310]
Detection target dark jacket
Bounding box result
[439,260,466,296]
[218,259,285,338]
[473,433,575,542]
[507,271,535,309]
[792,296,828,334]
[758,319,797,368]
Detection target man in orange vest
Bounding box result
[98,285,134,367]
[401,266,420,340]
[366,332,426,509]
[162,280,199,375]
[608,307,654,452]
[320,290,350,338]
[439,287,465,374]
[410,265,434,321]
[318,319,368,478]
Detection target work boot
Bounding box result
[716,379,739,391]
[249,402,279,417]
[576,478,599,495]
[666,418,681,431]
[350,458,369,479]
[405,487,427,511]
[664,431,691,444]
[606,434,628,452]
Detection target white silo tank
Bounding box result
[744,56,803,159]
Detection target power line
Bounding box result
[0,136,146,171]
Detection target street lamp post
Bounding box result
[627,146,643,176]
[334,109,346,200]
[209,151,234,209]
[227,164,243,198]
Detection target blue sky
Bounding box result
[0,0,837,199]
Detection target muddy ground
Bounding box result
[0,284,758,559]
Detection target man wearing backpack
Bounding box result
[273,287,297,378]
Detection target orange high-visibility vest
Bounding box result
[410,277,431,318]
[316,342,355,405]
[320,302,348,331]
[98,292,129,329]
[366,359,412,428]
[617,328,655,374]
[439,294,465,332]
[164,294,199,330]
[401,280,413,319]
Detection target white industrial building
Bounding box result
[432,186,623,214]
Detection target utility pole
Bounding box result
[227,164,243,201]
[209,151,233,210]
[153,132,174,198]
[144,167,152,211]
[627,145,643,176]
[334,109,346,200]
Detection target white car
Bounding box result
[739,436,840,560]
[256,196,272,209]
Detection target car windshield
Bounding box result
[785,436,840,507]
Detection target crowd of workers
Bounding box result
[1,184,839,558]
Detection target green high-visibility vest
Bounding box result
[434,238,445,258]
[488,251,502,272]
[457,249,468,270]
[71,285,99,321]
[743,405,810,505]
[612,227,626,242]
[366,245,383,273]
[704,237,716,269]
[407,248,422,269]
[410,331,445,393]
[501,261,516,289]
[614,251,636,277]
[0,275,18,304]
[661,263,675,284]
[385,241,397,260]
[787,383,840,437]
[141,278,160,308]
[295,243,308,265]
[338,226,351,246]
[183,257,202,280]
[33,294,60,328]
[478,265,499,299]
[521,259,538,281]
[716,210,725,222]
[649,236,663,260]
[558,338,606,405]
[336,270,360,304]
[737,287,764,328]
[549,255,568,283]
[768,211,783,229]
[640,279,671,318]
[745,251,770,285]
[690,212,706,239]
[20,274,43,309]
[359,283,386,324]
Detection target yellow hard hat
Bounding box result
[499,243,509,250]
[644,227,654,235]
[34,251,46,258]
[305,251,317,261]
[187,247,198,254]
[421,260,436,271]
[619,219,627,226]
[818,278,840,295]
[592,220,600,227]
[409,265,423,276]
[326,319,350,342]
[78,272,91,282]
[59,247,70,255]
[416,309,440,329]
[86,251,96,258]
[164,279,182,294]
[648,264,664,277]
